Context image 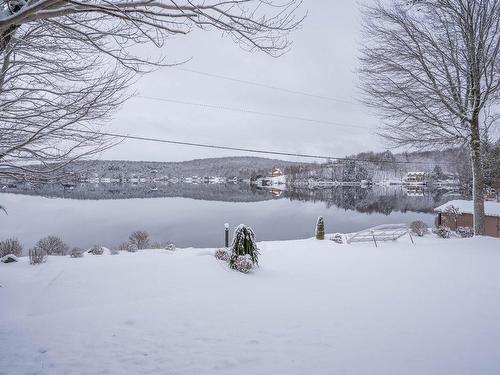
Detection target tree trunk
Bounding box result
[470,117,486,235]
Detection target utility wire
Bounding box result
[167,66,361,105]
[75,129,452,165]
[136,95,372,130]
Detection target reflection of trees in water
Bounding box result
[284,186,459,215]
[2,183,460,214]
[1,183,273,203]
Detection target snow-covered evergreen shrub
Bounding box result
[315,216,325,240]
[35,235,69,256]
[0,238,22,257]
[70,248,84,258]
[89,245,104,255]
[128,231,150,250]
[29,246,47,264]
[434,225,451,239]
[165,243,176,251]
[410,221,429,237]
[232,255,253,274]
[457,226,474,238]
[214,248,230,262]
[330,233,343,244]
[229,225,259,271]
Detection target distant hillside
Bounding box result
[65,157,301,179]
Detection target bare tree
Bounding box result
[0,1,304,182]
[359,0,499,235]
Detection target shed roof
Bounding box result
[435,200,500,217]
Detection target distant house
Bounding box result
[404,172,426,184]
[435,200,500,238]
[271,168,283,177]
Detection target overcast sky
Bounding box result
[103,1,382,163]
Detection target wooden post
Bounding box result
[371,230,377,248]
[224,223,229,248]
[408,232,414,244]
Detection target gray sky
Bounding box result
[103,1,382,162]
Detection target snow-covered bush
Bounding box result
[434,225,452,239]
[214,248,231,262]
[0,238,22,257]
[165,243,176,251]
[89,245,104,255]
[315,216,325,240]
[35,235,69,256]
[330,233,343,244]
[128,231,150,250]
[29,246,47,264]
[229,225,259,272]
[410,221,429,237]
[70,248,84,258]
[457,226,474,238]
[232,255,254,274]
[1,254,19,263]
[117,241,138,252]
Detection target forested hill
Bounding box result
[66,157,301,179]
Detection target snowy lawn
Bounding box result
[1,235,499,375]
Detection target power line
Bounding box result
[136,95,372,130]
[76,129,452,165]
[167,66,361,105]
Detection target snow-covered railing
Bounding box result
[346,224,413,247]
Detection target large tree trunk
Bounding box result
[470,117,486,235]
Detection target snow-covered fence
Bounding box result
[346,224,413,247]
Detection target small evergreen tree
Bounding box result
[229,225,259,271]
[315,216,325,240]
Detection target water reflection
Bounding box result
[0,183,460,249]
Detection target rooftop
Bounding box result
[435,200,500,217]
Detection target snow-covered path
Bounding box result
[1,236,499,374]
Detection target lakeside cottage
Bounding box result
[435,200,500,238]
[404,172,426,184]
[271,168,283,177]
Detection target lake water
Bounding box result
[0,183,457,250]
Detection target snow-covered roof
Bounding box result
[406,172,425,175]
[435,200,500,217]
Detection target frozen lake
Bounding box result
[0,184,452,250]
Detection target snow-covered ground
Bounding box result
[1,235,499,375]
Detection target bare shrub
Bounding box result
[410,221,429,237]
[36,236,69,256]
[434,225,452,239]
[89,245,104,255]
[29,246,47,265]
[457,227,474,238]
[443,205,462,229]
[70,248,84,258]
[110,248,120,255]
[150,241,165,249]
[0,238,23,257]
[215,248,231,262]
[128,231,150,250]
